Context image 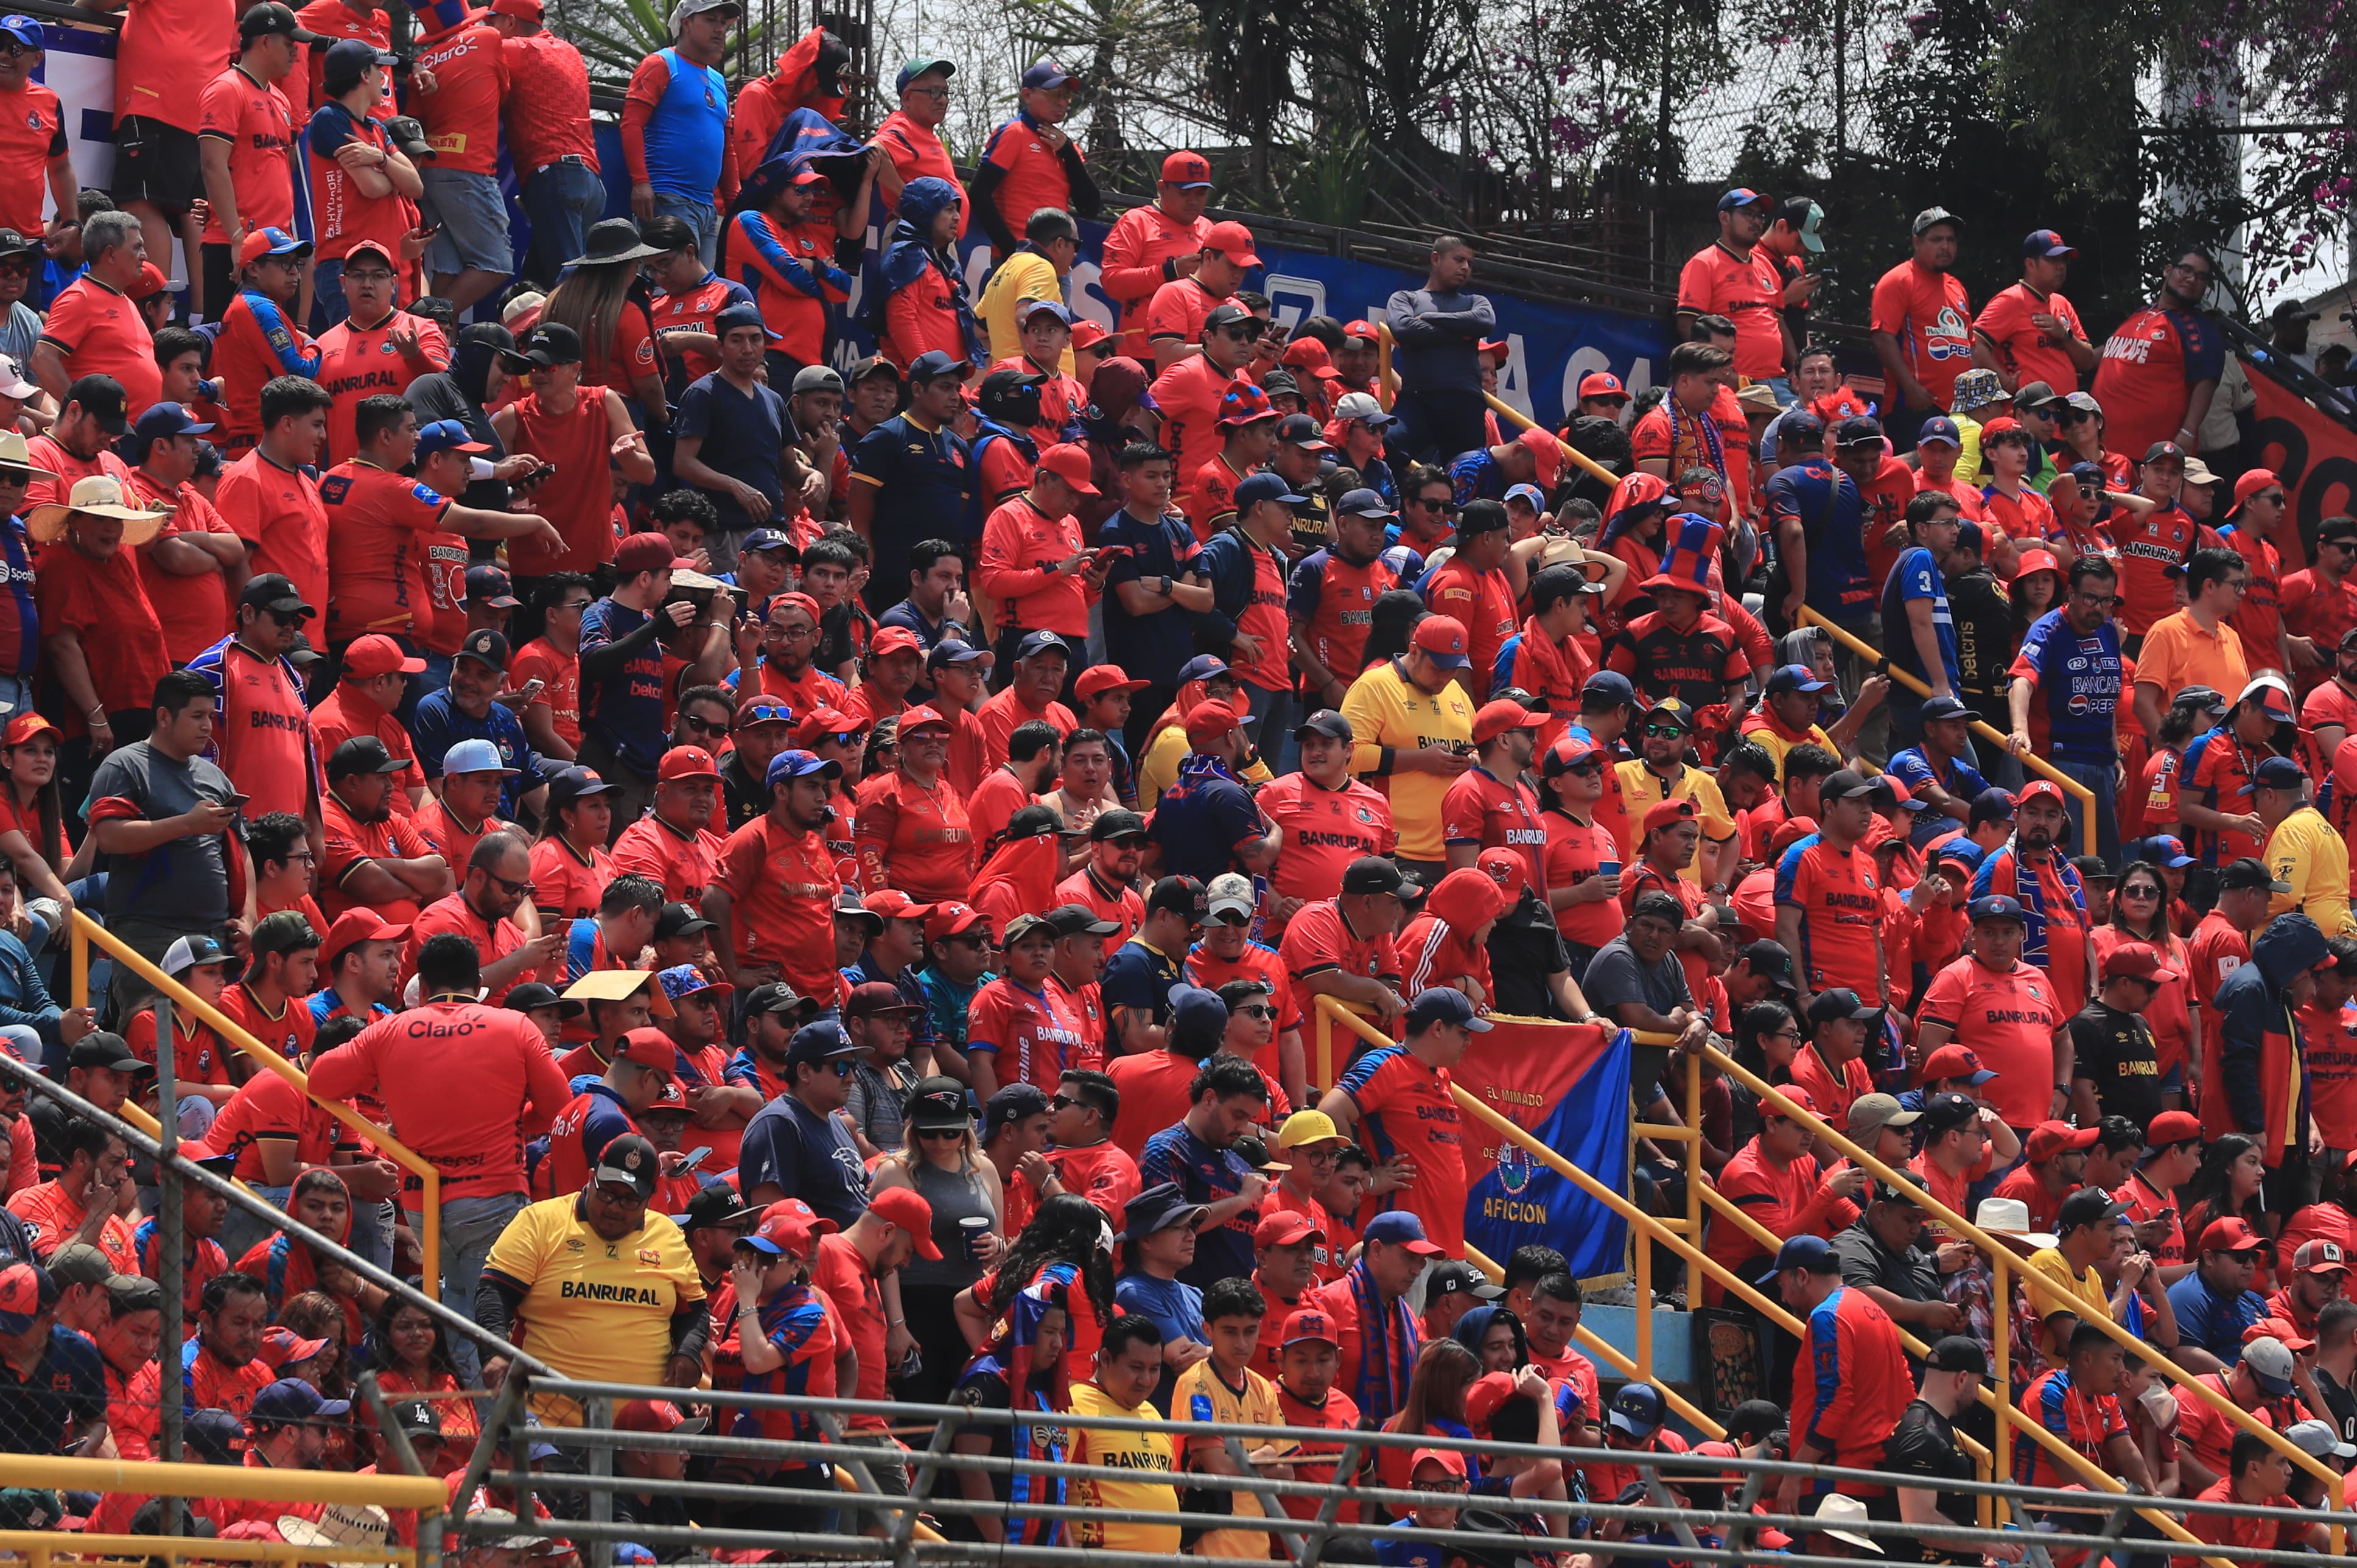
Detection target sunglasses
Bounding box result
[1413,497,1459,513]
[825,1059,855,1078]
[2252,492,2287,506]
[488,872,536,898]
[1216,323,1261,341]
[679,714,727,735]
[2118,885,2162,899]
[1237,1003,1276,1020]
[1642,723,1689,738]
[1563,759,1604,776]
[917,1125,964,1139]
[813,730,866,746]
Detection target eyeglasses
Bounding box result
[0,42,33,57]
[556,598,594,613]
[1418,1479,1469,1495]
[1642,723,1689,738]
[679,714,727,735]
[2057,409,2091,424]
[774,623,818,639]
[2223,579,2250,593]
[2170,261,2216,286]
[1237,1003,1276,1020]
[344,269,395,285]
[2072,592,2119,609]
[2326,540,2357,553]
[906,84,950,99]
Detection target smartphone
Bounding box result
[1096,544,1134,561]
[414,221,441,239]
[522,463,558,486]
[680,1147,710,1171]
[222,793,251,810]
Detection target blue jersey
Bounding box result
[1765,457,1872,621]
[2011,607,2123,761]
[1879,545,1960,691]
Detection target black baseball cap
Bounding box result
[1341,856,1404,896]
[653,901,716,941]
[1090,808,1147,842]
[64,376,128,435]
[2220,856,2291,894]
[238,572,314,617]
[1919,1091,1981,1135]
[1146,875,1207,923]
[457,628,510,671]
[2057,1187,2130,1233]
[1925,1335,1988,1375]
[1426,1261,1505,1301]
[674,1185,758,1230]
[1738,940,1796,994]
[1045,903,1120,939]
[1805,987,1879,1024]
[327,735,408,779]
[503,981,583,1018]
[239,2,324,40]
[1294,709,1354,743]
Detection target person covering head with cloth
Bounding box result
[476,1132,707,1424]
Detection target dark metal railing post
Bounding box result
[154,993,181,1540]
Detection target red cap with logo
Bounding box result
[2100,941,2182,984]
[1183,701,1247,746]
[1076,665,1150,700]
[344,632,427,677]
[870,626,923,659]
[2025,1120,2101,1163]
[866,1186,945,1258]
[1254,1211,1323,1249]
[1281,1307,1339,1346]
[2016,779,2068,808]
[1204,220,1261,267]
[2199,1216,2264,1253]
[1471,698,1544,745]
[1160,150,1212,188]
[657,746,721,782]
[1642,797,1699,836]
[1037,442,1100,496]
[614,1028,676,1074]
[1411,615,1470,669]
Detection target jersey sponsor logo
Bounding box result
[559,1278,664,1304]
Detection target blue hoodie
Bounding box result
[871,175,985,367]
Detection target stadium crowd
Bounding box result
[0,1,2342,1562]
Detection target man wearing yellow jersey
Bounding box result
[477,1133,708,1424]
[1614,698,1739,883]
[1069,1314,1181,1555]
[1340,615,1479,880]
[2255,755,2357,938]
[1174,1276,1294,1557]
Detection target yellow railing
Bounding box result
[0,1531,416,1568]
[1704,1042,2346,1551]
[70,912,441,1295]
[1796,608,2098,856]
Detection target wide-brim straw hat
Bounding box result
[25,473,167,546]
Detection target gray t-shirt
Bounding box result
[1383,287,1497,394]
[1580,934,1690,1020]
[85,741,237,931]
[0,301,40,371]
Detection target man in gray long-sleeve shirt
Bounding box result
[1385,236,1497,462]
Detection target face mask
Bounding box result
[2138,1381,2179,1427]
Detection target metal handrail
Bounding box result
[70,911,441,1294]
[1701,1039,2348,1544]
[1795,607,2099,855]
[0,1452,444,1508]
[0,1533,421,1568]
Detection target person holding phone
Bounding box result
[976,443,1108,691]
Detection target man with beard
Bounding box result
[1054,807,1148,956]
[1968,780,2094,1015]
[409,629,550,821]
[1619,698,1738,889]
[2092,246,2226,466]
[318,737,450,923]
[402,832,561,1006]
[706,749,847,1012]
[1441,698,1548,895]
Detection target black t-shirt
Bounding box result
[1882,1398,1975,1563]
[2068,1000,2163,1127]
[1943,567,2013,730]
[2314,1365,2357,1446]
[1487,889,1572,1018]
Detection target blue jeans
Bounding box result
[652,191,720,268]
[410,1189,528,1386]
[2053,755,2121,867]
[521,159,606,287]
[217,1181,293,1267]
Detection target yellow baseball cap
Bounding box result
[1277,1110,1348,1149]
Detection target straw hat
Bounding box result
[0,431,57,485]
[25,474,166,546]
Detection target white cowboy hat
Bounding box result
[24,473,166,546]
[1974,1195,2057,1251]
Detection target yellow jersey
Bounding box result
[978,250,1077,373]
[1340,660,1477,861]
[483,1193,705,1424]
[2269,805,2356,938]
[1614,758,1737,870]
[1068,1381,1180,1556]
[2025,1246,2109,1320]
[1173,1357,1290,1558]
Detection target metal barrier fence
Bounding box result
[453,1374,2354,1568]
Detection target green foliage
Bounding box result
[1283,127,1370,226]
[563,0,786,87]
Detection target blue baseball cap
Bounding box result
[1504,483,1548,511]
[1917,416,1961,447]
[415,419,491,458]
[239,225,308,261]
[1765,663,1829,697]
[1933,838,1986,872]
[2254,755,2310,790]
[1362,1211,1445,1255]
[130,401,215,446]
[1405,986,1492,1034]
[1014,629,1070,661]
[1920,694,1971,722]
[656,963,728,1003]
[1967,894,2027,925]
[1608,1382,1666,1437]
[1234,471,1308,510]
[713,302,780,342]
[740,527,797,557]
[1177,654,1231,687]
[1759,1234,1837,1282]
[1021,58,1074,89]
[906,349,967,383]
[2023,229,2077,259]
[2067,460,2109,493]
[1717,187,1771,212]
[441,738,519,776]
[250,1377,350,1424]
[1018,298,1074,327]
[765,748,842,788]
[1954,519,1986,556]
[0,15,43,49]
[2136,835,2196,869]
[1581,670,1637,709]
[926,638,993,671]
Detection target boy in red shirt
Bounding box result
[1319,985,1481,1256]
[706,747,845,1011]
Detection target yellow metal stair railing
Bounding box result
[1703,1041,2345,1554]
[70,911,440,1295]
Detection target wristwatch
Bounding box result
[1158,575,1173,596]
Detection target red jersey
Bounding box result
[853,769,975,902]
[611,812,726,905]
[968,976,1090,1093]
[2015,1366,2130,1490]
[530,837,612,923]
[1099,205,1210,355]
[35,542,170,737]
[1278,898,1399,990]
[510,638,581,750]
[293,0,391,117]
[315,312,449,466]
[1773,834,1883,998]
[320,459,451,643]
[1185,940,1302,1035]
[410,18,506,175]
[197,67,297,245]
[215,982,318,1068]
[1676,242,1785,380]
[1543,810,1624,948]
[2283,569,2357,692]
[1145,275,1228,352]
[1918,956,2066,1129]
[1053,867,1145,958]
[1147,355,1244,506]
[2225,525,2286,671]
[1502,619,1597,749]
[1440,765,1547,896]
[307,682,423,815]
[2092,306,2225,465]
[2186,909,2250,1013]
[978,112,1083,235]
[1289,547,1398,685]
[872,111,967,234]
[216,448,329,621]
[1333,1043,1463,1255]
[1106,1049,1203,1160]
[979,496,1093,639]
[499,32,597,172]
[303,102,415,264]
[713,814,843,1009]
[318,789,436,922]
[40,277,162,417]
[1422,560,1516,699]
[1971,282,2086,394]
[116,0,237,131]
[127,472,236,662]
[1701,1137,1846,1301]
[975,688,1076,773]
[1869,259,1974,411]
[1257,773,1396,911]
[194,637,316,821]
[723,210,847,368]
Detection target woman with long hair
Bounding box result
[1359,590,1430,673]
[0,714,90,927]
[1538,733,1623,981]
[1375,1339,1481,1497]
[1727,1000,1802,1153]
[2136,691,2219,843]
[2093,860,2199,1108]
[277,1291,355,1468]
[951,1192,1117,1412]
[2180,1134,2274,1284]
[367,1293,480,1455]
[539,218,670,424]
[872,1077,1003,1404]
[2008,548,2063,656]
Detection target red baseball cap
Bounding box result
[2101,941,2182,984]
[793,706,857,746]
[2025,1120,2101,1163]
[612,1028,676,1074]
[1475,847,1530,897]
[1281,1307,1339,1346]
[1344,319,1378,341]
[863,890,933,922]
[1409,1446,1468,1479]
[1765,1084,1820,1119]
[1471,698,1544,745]
[2147,1109,2203,1145]
[2233,467,2284,512]
[0,714,58,748]
[1518,425,1562,488]
[321,909,410,965]
[2016,779,2068,809]
[1642,797,1700,836]
[870,626,923,659]
[343,632,426,678]
[744,1197,832,1258]
[2294,1239,2350,1275]
[866,1186,945,1259]
[657,746,721,782]
[615,1399,706,1435]
[1071,319,1112,353]
[897,704,953,735]
[615,533,690,578]
[1578,372,1629,402]
[1253,1211,1323,1249]
[1411,615,1470,670]
[1183,701,1246,747]
[2198,1216,2264,1253]
[1037,442,1099,496]
[1160,150,1212,189]
[1921,1044,1998,1085]
[1462,1370,1522,1432]
[925,901,989,943]
[1204,220,1261,268]
[1076,665,1149,700]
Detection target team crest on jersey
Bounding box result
[637,1247,662,1264]
[1356,806,1373,823]
[380,343,395,354]
[24,113,36,129]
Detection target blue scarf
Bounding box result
[1981,836,2084,971]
